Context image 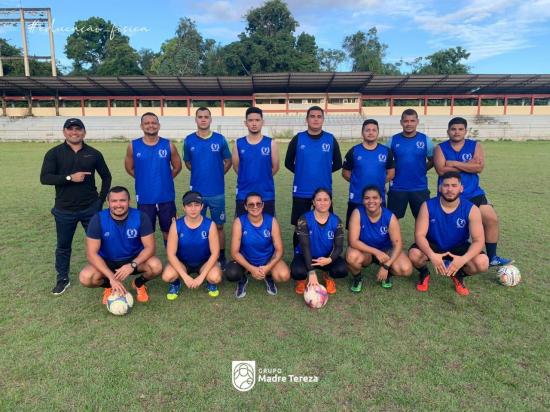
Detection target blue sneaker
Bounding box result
[235,276,248,299]
[489,256,514,267]
[265,276,277,296]
[206,282,219,297]
[166,279,181,301]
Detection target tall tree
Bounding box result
[343,27,400,74]
[410,47,470,75]
[0,38,56,76]
[138,48,159,75]
[318,48,346,72]
[95,37,142,75]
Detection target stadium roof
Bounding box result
[1,73,549,97]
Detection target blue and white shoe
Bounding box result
[489,256,514,267]
[235,276,248,299]
[206,282,219,298]
[265,276,278,296]
[166,279,181,301]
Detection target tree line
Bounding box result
[0,0,470,77]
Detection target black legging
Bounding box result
[290,255,348,280]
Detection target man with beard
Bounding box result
[408,172,489,296]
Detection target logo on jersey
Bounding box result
[349,193,355,200]
[261,147,270,156]
[211,143,220,152]
[240,149,245,154]
[243,230,248,236]
[378,154,387,162]
[327,230,334,240]
[380,226,388,235]
[179,232,184,238]
[300,144,306,150]
[461,153,473,161]
[190,146,195,152]
[456,218,466,228]
[136,152,142,158]
[104,231,110,237]
[356,155,362,161]
[416,141,425,149]
[201,231,208,239]
[263,229,271,238]
[158,149,168,158]
[126,228,138,239]
[220,212,225,221]
[322,143,331,152]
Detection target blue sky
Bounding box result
[1,0,550,74]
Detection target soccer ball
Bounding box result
[497,265,521,287]
[304,284,328,309]
[106,292,134,315]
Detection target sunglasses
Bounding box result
[246,202,264,208]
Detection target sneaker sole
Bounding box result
[266,289,278,296]
[208,290,220,297]
[52,282,70,296]
[166,294,179,301]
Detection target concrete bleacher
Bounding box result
[1,114,549,141]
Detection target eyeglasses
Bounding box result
[246,202,264,208]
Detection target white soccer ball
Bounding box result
[106,292,133,315]
[497,265,521,287]
[304,284,329,309]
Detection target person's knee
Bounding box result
[224,261,244,282]
[346,249,362,268]
[476,254,490,273]
[290,264,307,280]
[480,206,498,226]
[408,248,424,267]
[161,264,177,283]
[145,257,163,277]
[272,264,290,283]
[79,267,97,287]
[330,260,348,279]
[394,258,413,276]
[207,267,222,284]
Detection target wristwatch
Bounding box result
[130,261,138,269]
[381,263,390,270]
[66,175,72,181]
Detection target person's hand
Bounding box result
[113,264,134,281]
[446,254,466,277]
[250,266,264,280]
[374,251,390,264]
[307,271,319,287]
[110,279,127,295]
[430,253,450,276]
[312,257,332,267]
[188,276,203,289]
[181,273,194,288]
[376,267,389,281]
[70,171,91,182]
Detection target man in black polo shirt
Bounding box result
[40,118,112,295]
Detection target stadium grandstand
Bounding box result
[1,72,550,140]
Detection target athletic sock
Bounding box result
[163,238,168,248]
[171,278,181,287]
[293,232,299,249]
[486,243,497,260]
[352,272,362,279]
[101,278,111,288]
[455,269,467,285]
[418,266,430,282]
[219,249,226,261]
[133,276,149,288]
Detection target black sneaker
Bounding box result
[235,276,248,299]
[52,278,70,295]
[265,276,278,296]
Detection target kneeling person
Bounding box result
[226,193,290,298]
[162,191,222,299]
[408,172,489,296]
[80,186,162,304]
[346,186,412,292]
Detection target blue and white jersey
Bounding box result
[358,206,394,251]
[98,208,144,261]
[388,132,434,191]
[236,136,275,201]
[239,213,275,266]
[132,137,175,204]
[293,131,335,198]
[426,197,474,251]
[183,132,231,197]
[296,211,340,259]
[175,216,213,267]
[438,139,485,199]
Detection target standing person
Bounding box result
[40,118,111,295]
[408,172,489,295]
[387,109,434,220]
[433,117,512,267]
[342,118,395,228]
[183,107,232,268]
[232,107,279,217]
[290,188,348,295]
[284,106,342,248]
[79,186,162,304]
[161,191,222,300]
[346,186,412,292]
[124,112,182,242]
[225,193,290,298]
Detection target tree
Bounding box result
[409,47,470,75]
[343,27,400,74]
[294,33,319,72]
[138,48,159,75]
[95,37,142,76]
[0,38,56,76]
[318,48,345,72]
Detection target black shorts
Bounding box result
[468,194,490,207]
[182,260,209,275]
[105,256,140,275]
[387,189,430,219]
[409,242,471,256]
[235,199,276,218]
[138,201,177,233]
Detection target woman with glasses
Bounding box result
[346,185,412,292]
[290,188,348,295]
[225,192,290,298]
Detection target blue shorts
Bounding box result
[138,201,177,233]
[201,194,226,225]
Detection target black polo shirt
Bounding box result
[40,141,112,211]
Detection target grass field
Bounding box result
[1,141,549,411]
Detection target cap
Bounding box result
[63,118,85,130]
[182,191,203,205]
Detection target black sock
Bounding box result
[293,232,299,249]
[352,272,362,280]
[219,249,226,260]
[133,276,149,288]
[455,269,467,284]
[101,278,111,288]
[418,266,430,282]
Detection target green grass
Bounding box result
[1,141,549,411]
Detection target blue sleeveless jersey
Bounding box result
[132,137,175,204]
[389,132,433,191]
[297,211,340,259]
[426,197,474,251]
[348,143,390,204]
[99,208,144,261]
[183,132,231,196]
[236,136,275,201]
[239,213,275,266]
[438,139,485,199]
[293,131,335,198]
[358,206,393,251]
[175,216,213,267]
